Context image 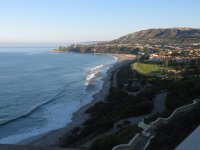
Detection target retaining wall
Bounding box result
[112,99,200,150]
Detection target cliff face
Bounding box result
[55,28,200,54]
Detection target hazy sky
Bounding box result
[0,0,200,43]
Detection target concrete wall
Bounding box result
[112,99,200,150]
[113,134,140,150]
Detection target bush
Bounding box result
[137,88,157,100]
[91,134,119,150]
[166,77,200,110]
[91,125,142,150]
[120,100,153,117]
[107,88,128,102]
[116,64,133,88]
[144,110,172,124]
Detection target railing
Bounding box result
[112,99,200,150]
[113,134,140,150]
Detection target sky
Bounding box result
[0,0,200,44]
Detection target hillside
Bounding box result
[112,28,200,44]
[54,28,200,54]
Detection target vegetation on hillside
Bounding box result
[166,77,200,110]
[116,63,134,88]
[62,87,154,147]
[61,46,200,149]
[91,125,142,150]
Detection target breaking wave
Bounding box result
[85,64,104,86]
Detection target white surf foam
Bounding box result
[85,64,104,86]
[113,56,118,60]
[0,55,118,145]
[0,100,80,144]
[90,64,103,72]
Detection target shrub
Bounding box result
[91,125,142,150]
[166,77,200,110]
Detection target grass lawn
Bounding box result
[132,62,167,75]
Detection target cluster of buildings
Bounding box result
[148,49,200,65]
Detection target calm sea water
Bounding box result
[0,47,117,144]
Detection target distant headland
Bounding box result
[51,27,200,54]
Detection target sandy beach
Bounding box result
[19,54,136,146]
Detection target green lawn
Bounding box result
[132,62,166,75]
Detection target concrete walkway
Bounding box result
[152,91,168,113]
[112,69,119,88]
[132,135,149,150]
[112,91,168,150]
[111,60,133,88]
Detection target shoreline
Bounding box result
[19,54,136,146]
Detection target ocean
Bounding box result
[0,47,117,144]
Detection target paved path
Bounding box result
[131,135,149,150]
[152,91,168,113]
[112,60,133,88]
[77,66,167,150]
[112,69,119,88]
[112,91,168,150]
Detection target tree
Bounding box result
[163,58,169,67]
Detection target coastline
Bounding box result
[19,54,136,146]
